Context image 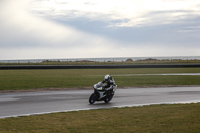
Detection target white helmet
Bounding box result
[104,74,110,81]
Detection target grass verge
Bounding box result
[0,68,200,91]
[0,103,200,133]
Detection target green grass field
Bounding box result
[0,68,200,91]
[0,68,200,132]
[0,103,200,133]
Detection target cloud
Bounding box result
[29,0,200,47]
[31,0,200,27]
[1,42,199,60]
[0,0,200,60]
[0,0,132,59]
[0,0,119,49]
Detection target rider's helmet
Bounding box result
[104,74,110,81]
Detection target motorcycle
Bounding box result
[89,82,117,104]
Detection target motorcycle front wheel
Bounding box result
[89,93,96,104]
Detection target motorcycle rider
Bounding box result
[102,74,115,91]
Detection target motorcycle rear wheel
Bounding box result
[89,93,96,104]
[104,95,113,103]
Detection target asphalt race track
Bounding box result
[0,87,200,119]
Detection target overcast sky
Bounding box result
[0,0,200,60]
